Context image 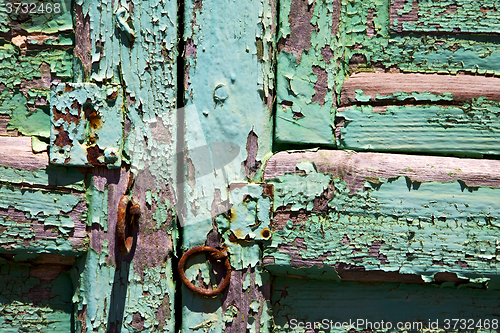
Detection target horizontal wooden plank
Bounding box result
[390,0,500,34]
[336,103,500,157]
[264,150,500,189]
[272,277,500,333]
[263,151,500,283]
[0,263,73,331]
[0,185,87,258]
[340,72,500,106]
[0,137,48,171]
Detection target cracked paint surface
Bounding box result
[264,166,500,284]
[0,263,74,332]
[271,276,500,333]
[181,0,275,331]
[0,183,87,257]
[71,0,179,330]
[390,0,500,34]
[275,0,341,146]
[50,83,124,168]
[276,0,500,151]
[339,98,500,157]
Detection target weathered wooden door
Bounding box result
[1,0,178,331]
[3,0,500,332]
[265,0,500,331]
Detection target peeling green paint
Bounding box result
[353,90,455,104]
[275,0,340,146]
[264,169,500,283]
[73,0,179,330]
[0,184,87,255]
[0,0,72,34]
[181,0,275,330]
[391,0,500,34]
[85,176,108,231]
[217,184,272,241]
[343,0,500,75]
[74,245,175,332]
[0,264,73,332]
[0,184,81,217]
[0,165,85,191]
[276,0,500,149]
[50,83,124,168]
[339,98,500,157]
[271,276,500,333]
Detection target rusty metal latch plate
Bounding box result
[49,83,124,168]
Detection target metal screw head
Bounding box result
[104,147,119,163]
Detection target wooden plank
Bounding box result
[0,137,48,171]
[72,0,179,330]
[0,263,74,331]
[264,150,500,190]
[181,0,276,331]
[340,72,500,106]
[263,151,500,283]
[336,101,500,157]
[0,186,87,258]
[390,0,500,34]
[271,277,500,332]
[274,0,340,146]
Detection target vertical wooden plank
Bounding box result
[181,0,275,331]
[73,0,178,331]
[0,2,90,331]
[274,0,342,146]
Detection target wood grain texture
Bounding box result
[0,136,48,171]
[340,72,500,106]
[0,114,18,136]
[263,151,500,282]
[264,150,500,191]
[390,0,500,34]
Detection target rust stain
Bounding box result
[52,106,80,124]
[53,126,72,148]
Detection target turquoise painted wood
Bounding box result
[0,0,178,331]
[2,0,500,332]
[266,0,500,332]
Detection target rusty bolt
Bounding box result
[104,147,118,164]
[261,228,271,239]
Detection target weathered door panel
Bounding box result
[271,277,500,332]
[266,0,500,331]
[275,0,500,158]
[179,0,275,331]
[70,0,179,330]
[0,3,89,330]
[264,150,500,281]
[1,0,178,331]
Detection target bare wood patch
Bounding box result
[0,137,48,171]
[264,150,500,192]
[340,72,500,106]
[0,115,19,137]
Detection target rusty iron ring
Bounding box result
[178,246,231,297]
[117,195,141,255]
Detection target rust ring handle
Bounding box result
[117,195,141,255]
[178,246,231,297]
